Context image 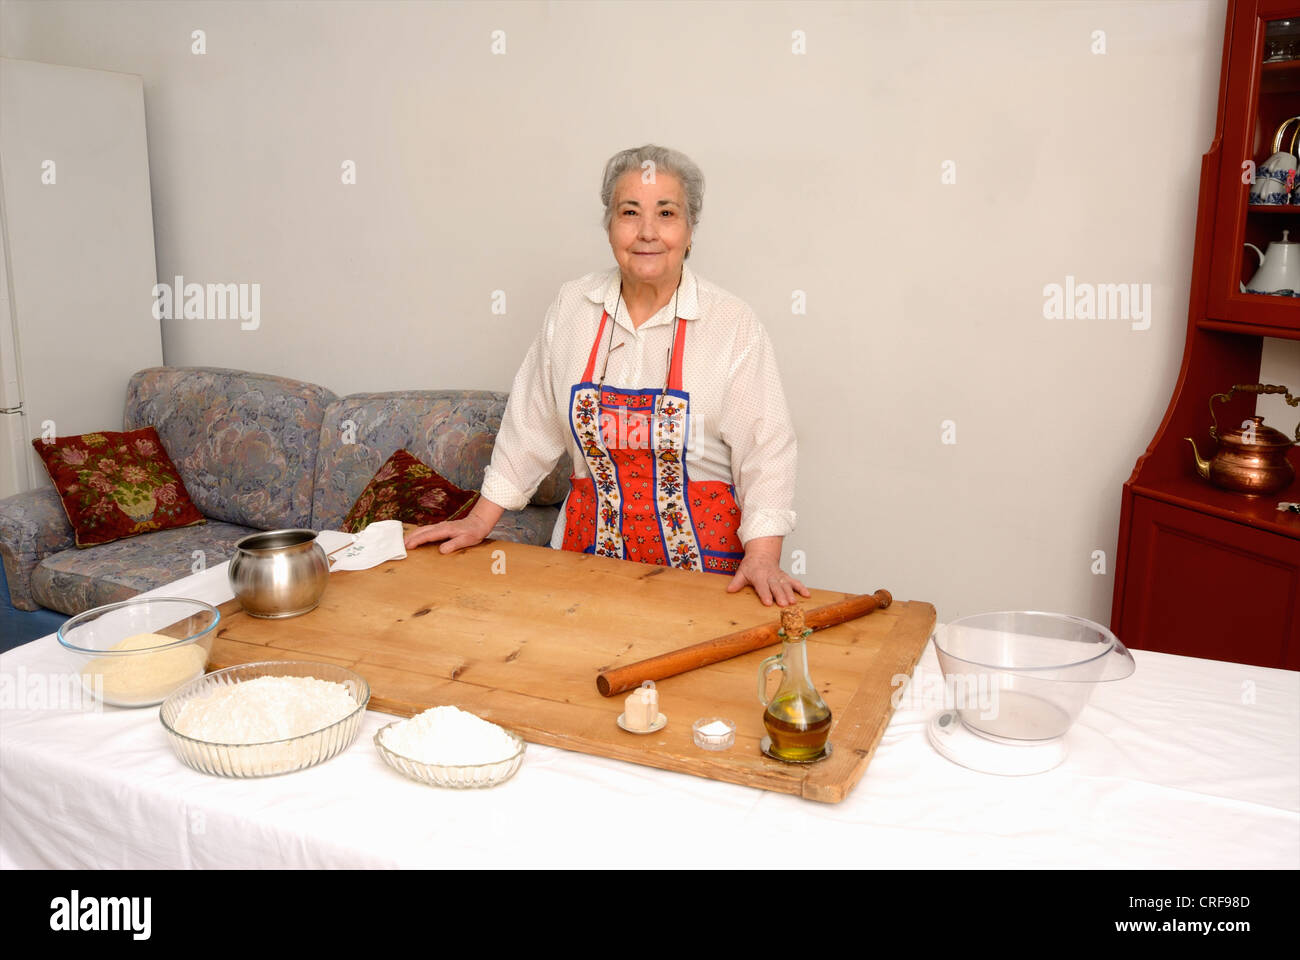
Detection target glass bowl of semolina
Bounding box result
[57,597,220,708]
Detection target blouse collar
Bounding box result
[583,262,701,328]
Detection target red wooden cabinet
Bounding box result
[1112,0,1300,669]
[1119,497,1298,666]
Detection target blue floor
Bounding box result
[0,562,65,652]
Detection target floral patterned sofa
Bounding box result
[0,367,570,616]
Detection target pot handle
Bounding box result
[1272,116,1300,155]
[1241,242,1265,293]
[1209,383,1299,442]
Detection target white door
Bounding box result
[0,57,162,495]
[0,214,28,497]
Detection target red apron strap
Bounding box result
[667,317,687,392]
[581,310,610,383]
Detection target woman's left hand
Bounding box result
[726,536,812,607]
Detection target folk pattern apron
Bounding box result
[561,310,744,573]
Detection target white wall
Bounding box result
[2,0,1292,627]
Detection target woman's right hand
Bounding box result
[403,498,504,554]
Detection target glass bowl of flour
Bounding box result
[375,705,525,788]
[160,660,370,777]
[58,597,220,707]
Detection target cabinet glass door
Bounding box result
[1208,4,1300,333]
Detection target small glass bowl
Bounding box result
[58,597,220,707]
[374,722,526,789]
[160,660,370,777]
[693,716,736,751]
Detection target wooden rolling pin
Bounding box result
[595,589,892,697]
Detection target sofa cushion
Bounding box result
[342,449,480,533]
[30,521,259,616]
[31,427,206,547]
[311,391,570,531]
[488,506,561,547]
[125,367,337,531]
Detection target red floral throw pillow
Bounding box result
[342,449,480,533]
[31,427,206,548]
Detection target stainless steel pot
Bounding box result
[228,529,329,619]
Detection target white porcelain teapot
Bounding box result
[1242,230,1300,294]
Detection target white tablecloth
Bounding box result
[3,544,1297,869]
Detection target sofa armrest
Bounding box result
[0,487,75,611]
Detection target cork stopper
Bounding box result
[779,604,806,635]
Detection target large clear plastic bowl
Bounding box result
[57,597,220,707]
[931,611,1134,741]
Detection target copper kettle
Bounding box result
[1185,384,1298,496]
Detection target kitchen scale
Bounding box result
[926,611,1135,776]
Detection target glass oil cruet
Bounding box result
[757,604,833,762]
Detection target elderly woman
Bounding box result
[405,144,809,607]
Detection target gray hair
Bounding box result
[600,144,705,233]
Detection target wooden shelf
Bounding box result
[1133,473,1300,540]
[1247,203,1300,213]
[1199,316,1300,337]
[1232,290,1300,302]
[1261,57,1300,90]
[1203,302,1300,336]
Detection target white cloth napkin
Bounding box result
[323,520,407,571]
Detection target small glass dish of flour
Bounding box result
[374,705,525,789]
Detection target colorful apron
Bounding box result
[561,310,744,573]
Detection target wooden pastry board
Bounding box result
[206,540,936,803]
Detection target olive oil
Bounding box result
[757,620,833,763]
[763,692,832,762]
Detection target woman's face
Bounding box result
[608,169,692,287]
